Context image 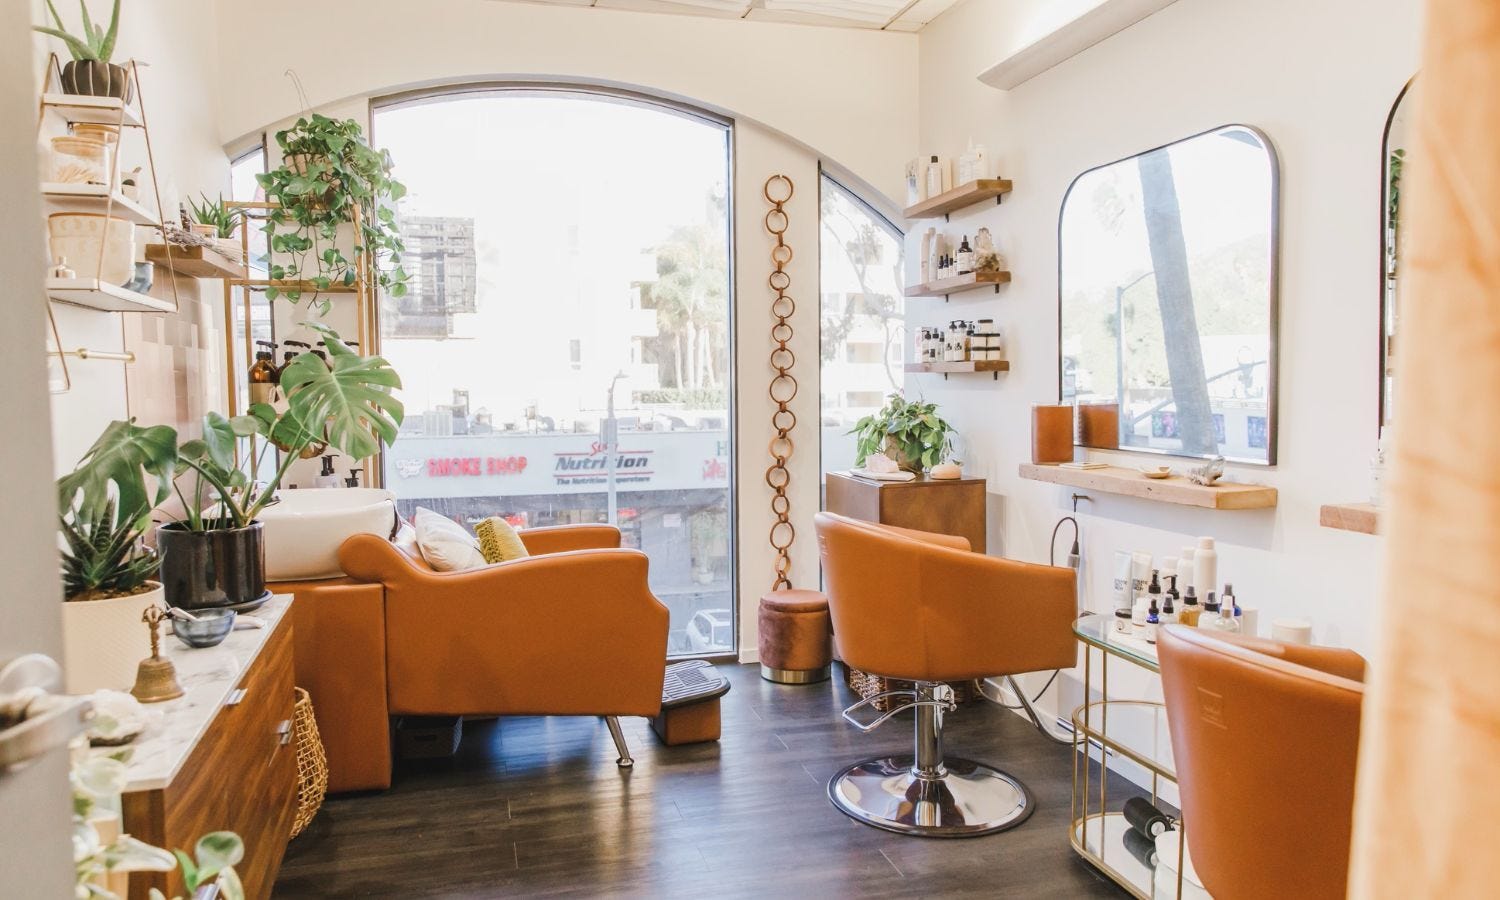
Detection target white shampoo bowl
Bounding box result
[259,488,397,581]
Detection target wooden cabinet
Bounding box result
[825,472,988,553]
[122,611,297,899]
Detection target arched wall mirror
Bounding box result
[1059,124,1280,465]
[1381,78,1415,429]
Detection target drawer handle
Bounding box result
[276,719,292,745]
[224,689,247,707]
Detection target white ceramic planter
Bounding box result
[61,582,164,694]
[48,212,135,285]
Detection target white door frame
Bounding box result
[1,6,76,896]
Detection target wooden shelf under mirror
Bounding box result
[1019,463,1278,510]
[904,178,1013,220]
[1320,502,1379,534]
[904,270,1011,299]
[46,277,174,313]
[906,360,1009,380]
[146,244,249,280]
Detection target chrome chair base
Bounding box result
[828,755,1034,837]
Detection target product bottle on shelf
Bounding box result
[1193,537,1218,597]
[1179,585,1202,627]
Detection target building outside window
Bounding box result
[820,173,905,480]
[374,89,734,656]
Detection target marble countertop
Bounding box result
[106,595,291,793]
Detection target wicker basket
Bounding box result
[844,665,981,713]
[290,687,328,839]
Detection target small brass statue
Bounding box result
[130,605,184,703]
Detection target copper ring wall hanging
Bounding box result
[764,174,796,591]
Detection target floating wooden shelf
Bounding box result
[41,93,142,128]
[237,279,359,294]
[1320,502,1379,534]
[1019,463,1278,510]
[904,179,1013,220]
[906,360,1010,380]
[46,277,174,313]
[905,270,1011,299]
[42,183,158,226]
[145,244,248,279]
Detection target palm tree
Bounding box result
[652,221,728,391]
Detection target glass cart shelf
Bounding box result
[1071,614,1204,899]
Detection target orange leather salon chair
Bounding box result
[273,524,669,791]
[813,512,1077,836]
[1157,626,1366,900]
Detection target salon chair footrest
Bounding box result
[650,660,731,746]
[828,755,1034,837]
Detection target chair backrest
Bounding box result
[813,512,1076,682]
[1157,626,1366,900]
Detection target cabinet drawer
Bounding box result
[125,618,298,900]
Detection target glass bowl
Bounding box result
[171,608,236,648]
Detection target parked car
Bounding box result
[685,609,733,652]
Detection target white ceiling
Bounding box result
[497,0,962,31]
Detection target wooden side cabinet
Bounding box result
[825,471,987,553]
[122,608,298,899]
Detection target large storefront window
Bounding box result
[373,89,734,656]
[820,174,904,478]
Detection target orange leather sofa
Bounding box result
[271,524,670,792]
[1157,626,1366,900]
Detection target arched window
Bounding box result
[819,173,905,479]
[373,87,735,656]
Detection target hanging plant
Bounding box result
[255,114,409,313]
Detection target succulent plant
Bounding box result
[34,0,121,63]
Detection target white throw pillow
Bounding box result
[411,507,486,572]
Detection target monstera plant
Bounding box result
[62,326,403,610]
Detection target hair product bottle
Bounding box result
[1179,586,1202,627]
[1193,537,1218,598]
[249,342,278,406]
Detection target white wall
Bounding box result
[213,0,917,205]
[915,0,1421,721]
[37,0,231,471]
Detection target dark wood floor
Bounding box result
[277,664,1133,898]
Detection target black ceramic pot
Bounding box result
[157,522,266,610]
[60,60,134,102]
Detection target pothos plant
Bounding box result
[850,393,954,473]
[255,114,409,313]
[73,753,245,900]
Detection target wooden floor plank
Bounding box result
[277,663,1132,898]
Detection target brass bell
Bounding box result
[131,605,184,703]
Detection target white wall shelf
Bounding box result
[47,277,174,314]
[41,183,157,226]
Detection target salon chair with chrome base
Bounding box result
[814,512,1077,838]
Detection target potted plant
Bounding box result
[850,393,954,473]
[255,114,409,312]
[64,327,403,611]
[73,753,245,900]
[33,0,132,102]
[55,489,166,694]
[186,193,246,259]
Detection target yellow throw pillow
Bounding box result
[475,516,530,564]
